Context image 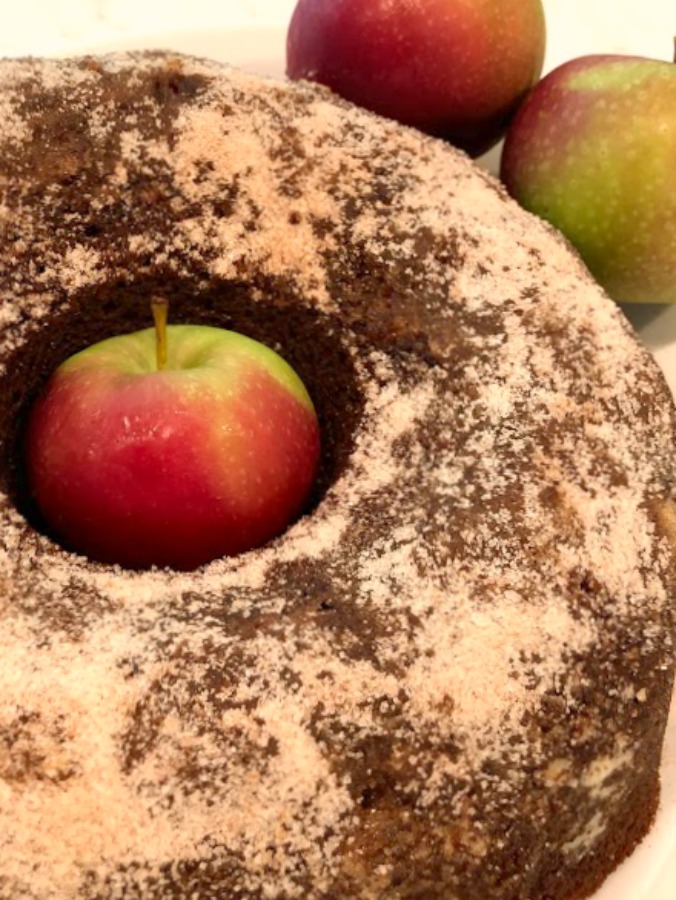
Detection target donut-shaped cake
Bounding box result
[0,53,675,900]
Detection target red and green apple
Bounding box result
[25,324,320,570]
[287,0,546,156]
[501,54,676,304]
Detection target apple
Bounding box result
[25,323,320,570]
[501,54,676,304]
[287,0,546,156]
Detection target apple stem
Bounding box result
[151,296,169,371]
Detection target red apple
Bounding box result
[25,325,320,570]
[287,0,546,156]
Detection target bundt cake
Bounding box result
[0,52,675,899]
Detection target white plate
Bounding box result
[2,5,675,897]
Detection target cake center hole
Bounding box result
[0,275,364,569]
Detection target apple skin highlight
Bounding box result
[25,326,321,570]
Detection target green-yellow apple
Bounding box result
[286,0,546,156]
[501,54,676,304]
[25,325,320,570]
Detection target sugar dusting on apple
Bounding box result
[287,0,546,157]
[25,302,321,571]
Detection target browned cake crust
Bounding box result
[0,52,675,899]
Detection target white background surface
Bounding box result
[0,1,675,898]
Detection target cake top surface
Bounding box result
[0,52,674,898]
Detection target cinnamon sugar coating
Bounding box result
[0,53,675,899]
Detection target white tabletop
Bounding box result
[0,2,675,898]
